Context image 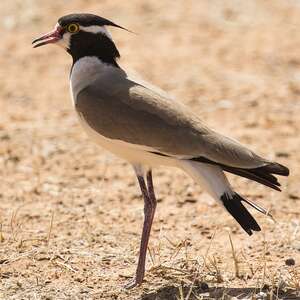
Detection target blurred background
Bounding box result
[0,1,299,299]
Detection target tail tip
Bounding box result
[221,192,261,236]
[269,162,290,176]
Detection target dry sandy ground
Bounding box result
[0,0,300,299]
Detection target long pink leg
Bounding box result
[125,169,157,289]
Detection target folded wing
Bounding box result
[75,68,289,189]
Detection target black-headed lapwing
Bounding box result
[33,13,289,288]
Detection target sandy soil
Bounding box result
[0,1,299,299]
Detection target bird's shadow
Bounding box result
[141,284,299,300]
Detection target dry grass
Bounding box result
[0,0,300,299]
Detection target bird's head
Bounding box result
[32,13,129,65]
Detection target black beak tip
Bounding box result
[32,36,40,44]
[32,42,44,49]
[32,38,39,48]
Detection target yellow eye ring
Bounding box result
[66,23,80,33]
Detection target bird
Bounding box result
[32,13,289,288]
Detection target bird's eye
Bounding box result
[66,23,80,33]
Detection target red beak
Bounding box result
[32,25,64,48]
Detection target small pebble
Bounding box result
[194,279,209,291]
[289,193,299,200]
[275,151,290,158]
[285,258,295,266]
[200,282,209,291]
[184,198,197,203]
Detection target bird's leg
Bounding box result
[124,169,157,289]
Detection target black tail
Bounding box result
[221,163,289,192]
[221,193,261,236]
[192,157,289,192]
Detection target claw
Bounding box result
[124,278,143,289]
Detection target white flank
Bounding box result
[77,112,177,167]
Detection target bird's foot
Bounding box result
[123,277,143,289]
